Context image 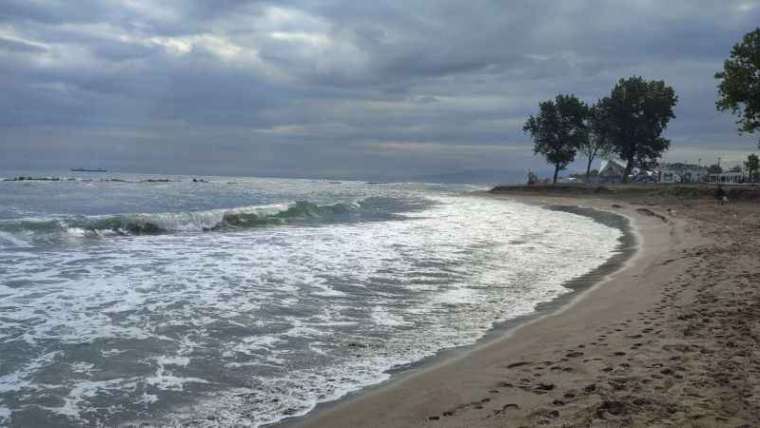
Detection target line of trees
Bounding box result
[523,77,678,184]
[523,26,760,186]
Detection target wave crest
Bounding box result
[0,197,422,248]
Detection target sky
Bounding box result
[1,0,759,180]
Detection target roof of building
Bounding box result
[599,159,626,177]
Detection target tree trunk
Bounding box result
[585,155,594,180]
[553,164,560,184]
[623,158,634,184]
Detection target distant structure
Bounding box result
[657,163,708,184]
[580,158,752,185]
[708,171,744,184]
[597,159,626,183]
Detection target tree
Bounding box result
[595,77,678,182]
[580,104,614,179]
[716,28,760,147]
[707,164,723,174]
[523,95,589,184]
[746,153,760,181]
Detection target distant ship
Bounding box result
[71,168,108,173]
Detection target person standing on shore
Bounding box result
[716,185,728,205]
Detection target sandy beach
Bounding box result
[290,187,760,428]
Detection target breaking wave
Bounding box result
[0,197,426,248]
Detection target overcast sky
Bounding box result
[1,1,759,179]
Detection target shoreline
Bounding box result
[281,194,655,428]
[289,189,760,427]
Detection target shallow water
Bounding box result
[0,173,622,427]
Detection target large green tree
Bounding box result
[581,104,614,179]
[716,28,760,146]
[523,94,589,184]
[595,77,678,182]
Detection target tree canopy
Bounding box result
[523,94,589,184]
[595,77,678,182]
[716,28,760,146]
[580,104,614,179]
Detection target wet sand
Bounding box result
[291,189,760,427]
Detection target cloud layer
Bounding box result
[2,1,759,178]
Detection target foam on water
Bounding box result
[0,407,9,426]
[0,179,622,427]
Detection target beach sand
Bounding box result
[290,188,760,427]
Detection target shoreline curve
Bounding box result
[278,194,649,428]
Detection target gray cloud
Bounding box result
[1,0,759,179]
[0,36,47,53]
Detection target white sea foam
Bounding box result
[155,356,190,367]
[371,306,410,327]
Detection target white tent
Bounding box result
[598,159,626,178]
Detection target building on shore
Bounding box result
[708,172,744,184]
[596,159,658,184]
[657,163,709,184]
[597,159,627,183]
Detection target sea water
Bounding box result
[0,173,622,427]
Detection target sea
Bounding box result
[0,172,624,427]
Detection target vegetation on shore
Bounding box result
[746,154,759,181]
[522,27,760,185]
[716,27,760,147]
[522,95,589,184]
[523,78,677,184]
